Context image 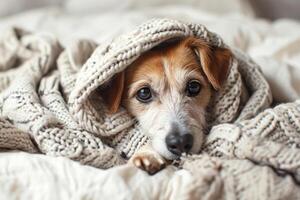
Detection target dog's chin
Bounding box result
[151,140,201,160]
[153,146,179,160]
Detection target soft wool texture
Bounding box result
[0,19,300,198]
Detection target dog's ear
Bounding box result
[101,72,125,113]
[185,37,232,90]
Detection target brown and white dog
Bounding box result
[102,37,232,174]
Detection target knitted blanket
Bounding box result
[0,19,300,198]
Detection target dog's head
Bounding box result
[102,37,232,160]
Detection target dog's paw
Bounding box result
[129,150,166,175]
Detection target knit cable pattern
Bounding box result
[0,19,299,198]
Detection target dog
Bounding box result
[101,36,232,174]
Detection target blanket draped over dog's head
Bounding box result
[1,19,300,198]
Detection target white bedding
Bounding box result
[0,152,197,200]
[1,1,300,199]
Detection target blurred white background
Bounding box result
[1,0,300,19]
[0,0,299,102]
[0,0,254,17]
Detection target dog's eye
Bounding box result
[186,80,201,97]
[136,87,152,103]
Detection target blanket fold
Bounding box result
[0,18,299,199]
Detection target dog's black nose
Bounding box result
[166,133,194,156]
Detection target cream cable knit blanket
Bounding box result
[0,19,300,198]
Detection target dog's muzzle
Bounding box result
[165,132,193,156]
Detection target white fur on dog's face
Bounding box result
[122,40,212,160]
[101,37,232,161]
